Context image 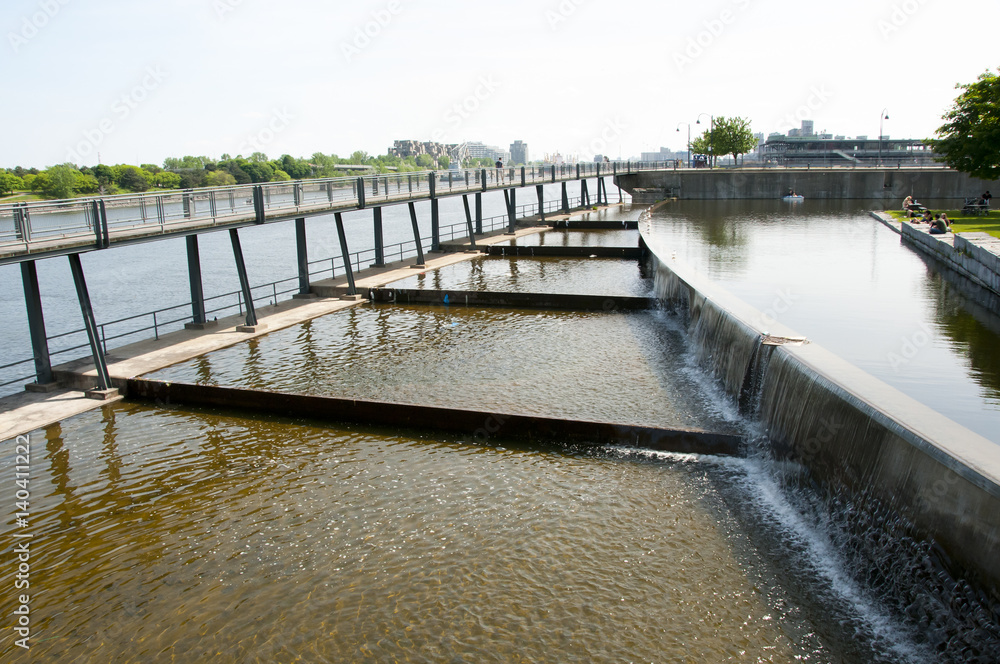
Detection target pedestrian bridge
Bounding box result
[0,162,662,266]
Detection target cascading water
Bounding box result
[640,206,1000,662]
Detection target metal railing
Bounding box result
[1,194,601,393]
[0,162,660,252]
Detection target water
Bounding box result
[494,229,638,247]
[0,182,603,394]
[0,400,924,663]
[387,255,652,296]
[149,304,734,433]
[644,199,1000,443]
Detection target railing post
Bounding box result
[252,186,266,224]
[536,185,545,223]
[357,177,366,209]
[562,181,569,213]
[20,260,53,386]
[481,168,488,191]
[183,189,194,218]
[520,166,526,187]
[68,253,111,391]
[576,163,581,180]
[505,188,517,234]
[551,165,556,183]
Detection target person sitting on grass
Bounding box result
[919,209,933,224]
[929,213,950,235]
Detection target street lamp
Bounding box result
[697,113,714,168]
[676,122,691,168]
[877,108,889,167]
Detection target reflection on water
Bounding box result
[150,306,734,433]
[387,255,651,296]
[1,403,834,663]
[646,199,1000,443]
[496,228,639,247]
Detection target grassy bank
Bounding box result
[885,209,1000,239]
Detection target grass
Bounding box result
[884,208,1000,239]
[0,191,42,203]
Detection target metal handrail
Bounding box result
[1,193,604,392]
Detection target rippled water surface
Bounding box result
[1,403,892,663]
[387,255,652,296]
[150,306,733,432]
[495,228,639,247]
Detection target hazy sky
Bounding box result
[3,0,998,168]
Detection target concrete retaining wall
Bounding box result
[640,217,1000,599]
[618,168,1000,202]
[898,222,1000,295]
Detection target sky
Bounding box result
[2,0,998,168]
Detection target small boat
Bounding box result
[782,194,804,202]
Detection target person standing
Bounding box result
[496,158,504,185]
[983,191,992,208]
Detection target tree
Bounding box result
[271,169,291,181]
[118,166,151,192]
[0,173,24,196]
[204,170,236,187]
[155,171,182,188]
[415,154,434,168]
[437,155,450,169]
[74,173,101,194]
[36,165,78,199]
[932,68,1000,180]
[712,116,757,165]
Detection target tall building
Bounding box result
[509,140,529,165]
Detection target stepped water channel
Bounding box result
[2,198,999,662]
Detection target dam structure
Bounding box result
[1,166,1000,661]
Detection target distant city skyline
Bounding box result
[3,0,998,168]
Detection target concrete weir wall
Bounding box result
[618,168,1000,202]
[639,210,1000,599]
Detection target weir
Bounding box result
[639,204,1000,605]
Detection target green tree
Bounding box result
[712,116,757,165]
[271,169,291,181]
[118,166,151,192]
[0,173,24,196]
[932,68,1000,179]
[204,170,236,187]
[242,161,274,183]
[37,165,79,199]
[155,171,182,188]
[74,173,101,194]
[437,155,450,169]
[415,154,434,168]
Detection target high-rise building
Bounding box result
[509,140,529,165]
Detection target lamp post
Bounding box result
[697,113,714,168]
[676,122,691,168]
[877,108,889,167]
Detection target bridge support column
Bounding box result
[185,235,214,328]
[229,229,259,331]
[68,254,111,392]
[372,207,386,267]
[333,213,357,297]
[562,182,569,213]
[475,193,483,235]
[536,185,545,223]
[20,261,54,388]
[429,173,439,251]
[294,218,315,298]
[408,202,426,267]
[461,195,477,249]
[505,189,517,234]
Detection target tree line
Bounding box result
[0,150,497,201]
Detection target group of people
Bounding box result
[902,195,951,234]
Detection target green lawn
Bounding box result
[885,209,1000,239]
[0,191,42,203]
